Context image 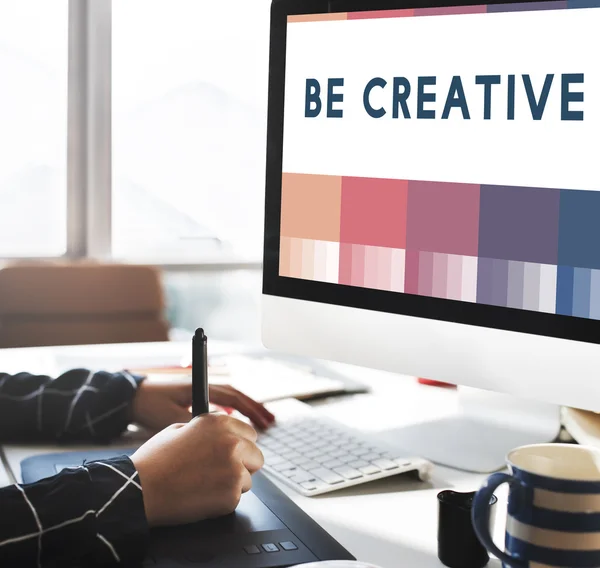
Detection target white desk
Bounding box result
[0,341,506,568]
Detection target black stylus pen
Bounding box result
[192,328,210,416]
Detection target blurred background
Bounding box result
[0,0,271,345]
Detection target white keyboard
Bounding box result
[257,400,432,496]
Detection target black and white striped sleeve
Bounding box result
[0,369,145,443]
[0,455,148,567]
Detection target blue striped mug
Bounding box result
[472,444,600,567]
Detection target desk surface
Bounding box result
[0,341,505,568]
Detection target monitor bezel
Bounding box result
[262,0,600,346]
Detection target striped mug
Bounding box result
[472,444,600,567]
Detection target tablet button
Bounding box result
[244,545,261,555]
[280,541,298,551]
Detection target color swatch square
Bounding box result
[432,253,449,299]
[418,251,435,296]
[477,258,509,307]
[590,270,600,320]
[446,254,463,300]
[461,257,478,302]
[539,264,558,313]
[364,246,395,291]
[279,237,292,277]
[558,189,600,270]
[340,177,408,248]
[572,267,592,318]
[404,250,420,295]
[339,243,368,287]
[522,262,541,311]
[406,181,480,256]
[479,185,560,264]
[280,173,341,241]
[390,249,406,293]
[313,240,340,284]
[507,261,525,309]
[556,265,574,316]
[288,237,304,279]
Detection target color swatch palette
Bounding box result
[287,0,596,23]
[279,173,600,320]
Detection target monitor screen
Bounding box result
[264,0,600,344]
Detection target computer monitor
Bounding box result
[261,0,600,472]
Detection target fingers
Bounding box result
[238,438,264,474]
[226,416,259,443]
[188,412,258,444]
[210,385,275,429]
[240,467,253,494]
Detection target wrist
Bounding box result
[132,454,161,527]
[128,373,148,424]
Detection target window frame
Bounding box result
[0,0,262,270]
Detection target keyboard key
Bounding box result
[300,460,320,470]
[314,454,332,464]
[359,465,381,475]
[273,461,295,472]
[372,459,399,471]
[294,456,312,466]
[301,482,319,491]
[323,459,344,469]
[282,468,301,478]
[349,460,369,469]
[305,449,323,459]
[244,545,261,555]
[322,433,341,442]
[362,453,381,462]
[353,448,371,457]
[333,467,363,480]
[290,471,317,483]
[310,468,345,485]
[339,455,357,464]
[384,455,413,467]
[262,543,279,553]
[329,448,347,458]
[280,541,298,551]
[280,450,302,461]
[267,455,286,466]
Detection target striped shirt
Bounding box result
[0,369,149,567]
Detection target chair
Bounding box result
[0,261,170,348]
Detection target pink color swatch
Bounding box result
[341,177,408,248]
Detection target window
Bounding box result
[0,1,68,257]
[165,269,262,342]
[112,0,271,262]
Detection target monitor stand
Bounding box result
[382,386,562,473]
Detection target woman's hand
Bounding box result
[132,413,264,526]
[130,377,275,432]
